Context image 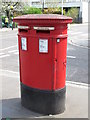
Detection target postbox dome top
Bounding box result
[13,14,72,24]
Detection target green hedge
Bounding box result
[43,7,66,15]
[65,8,79,22]
[22,6,42,14]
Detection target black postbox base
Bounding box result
[21,83,66,115]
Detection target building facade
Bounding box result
[28,0,88,23]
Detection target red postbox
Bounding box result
[13,14,72,115]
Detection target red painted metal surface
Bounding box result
[14,14,72,90]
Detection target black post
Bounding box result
[0,17,2,29]
[42,0,44,13]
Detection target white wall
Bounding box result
[82,2,88,23]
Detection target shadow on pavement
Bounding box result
[2,98,43,118]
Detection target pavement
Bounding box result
[68,23,88,49]
[0,28,17,32]
[1,74,88,118]
[0,23,89,119]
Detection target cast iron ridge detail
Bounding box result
[13,14,72,24]
[13,19,72,24]
[21,82,66,93]
[13,14,72,20]
[18,33,68,39]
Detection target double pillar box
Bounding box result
[13,14,72,115]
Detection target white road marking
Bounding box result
[70,32,82,35]
[66,81,89,89]
[8,50,18,53]
[67,47,75,51]
[0,45,17,51]
[0,54,10,58]
[0,69,19,74]
[71,23,88,27]
[68,31,74,33]
[1,36,17,40]
[14,52,19,55]
[80,33,88,36]
[0,69,19,78]
[67,56,76,59]
[0,33,18,36]
[0,53,4,55]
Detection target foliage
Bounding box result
[1,1,26,26]
[2,2,24,14]
[43,7,66,15]
[65,8,79,21]
[22,6,42,14]
[1,1,27,19]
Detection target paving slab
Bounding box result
[1,75,88,118]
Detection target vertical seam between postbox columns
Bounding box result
[51,38,54,91]
[52,38,57,91]
[18,35,22,83]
